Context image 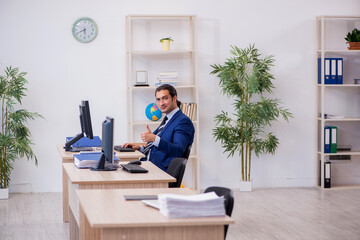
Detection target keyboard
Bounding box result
[121,163,148,173]
[114,145,135,152]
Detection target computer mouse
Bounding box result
[129,160,142,165]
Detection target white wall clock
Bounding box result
[72,17,98,43]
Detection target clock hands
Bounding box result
[76,28,86,35]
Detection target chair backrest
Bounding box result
[182,144,192,159]
[204,186,234,239]
[166,158,187,188]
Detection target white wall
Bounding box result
[1,0,359,192]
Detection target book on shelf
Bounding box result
[324,114,344,119]
[180,102,197,120]
[329,145,351,160]
[155,71,179,86]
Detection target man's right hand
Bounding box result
[121,143,142,150]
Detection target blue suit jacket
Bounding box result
[149,110,194,171]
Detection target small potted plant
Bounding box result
[345,28,360,50]
[160,37,174,51]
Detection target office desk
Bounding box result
[76,188,234,240]
[57,144,144,222]
[63,162,176,240]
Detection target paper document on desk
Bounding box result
[157,192,225,218]
[73,152,119,169]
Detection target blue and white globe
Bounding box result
[145,103,162,121]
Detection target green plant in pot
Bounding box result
[210,45,292,190]
[160,37,174,51]
[0,66,42,198]
[345,28,360,49]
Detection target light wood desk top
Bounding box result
[57,144,144,162]
[63,162,176,185]
[76,188,234,228]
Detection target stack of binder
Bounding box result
[157,192,225,218]
[73,152,119,168]
[324,126,337,153]
[318,58,343,84]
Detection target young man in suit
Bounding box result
[123,84,195,171]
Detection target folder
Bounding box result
[66,136,102,148]
[325,58,331,84]
[324,126,331,153]
[330,58,337,84]
[330,126,337,153]
[324,161,331,188]
[73,152,119,169]
[336,58,343,84]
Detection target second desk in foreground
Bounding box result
[76,188,234,240]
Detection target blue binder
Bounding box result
[66,136,102,148]
[324,126,331,153]
[73,152,119,169]
[336,58,343,84]
[318,58,332,84]
[330,58,337,84]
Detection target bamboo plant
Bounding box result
[211,45,292,182]
[0,66,42,189]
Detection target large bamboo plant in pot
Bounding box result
[211,45,292,191]
[0,66,42,199]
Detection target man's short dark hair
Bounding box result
[155,84,181,107]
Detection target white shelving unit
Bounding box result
[316,16,360,189]
[126,15,199,191]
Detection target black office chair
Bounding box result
[204,186,234,239]
[166,158,187,188]
[182,144,192,159]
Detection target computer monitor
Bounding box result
[64,100,94,151]
[90,116,117,171]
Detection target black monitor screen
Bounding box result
[64,100,94,151]
[80,100,93,139]
[102,116,114,164]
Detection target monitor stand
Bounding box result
[90,153,117,171]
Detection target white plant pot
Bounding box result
[239,180,252,192]
[0,188,9,199]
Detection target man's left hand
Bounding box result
[141,124,156,142]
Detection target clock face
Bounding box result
[72,17,98,43]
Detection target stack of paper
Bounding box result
[157,192,225,218]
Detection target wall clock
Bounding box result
[72,17,98,43]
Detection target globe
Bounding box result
[145,103,162,121]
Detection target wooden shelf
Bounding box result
[132,120,198,126]
[130,85,196,90]
[318,150,360,156]
[129,50,194,55]
[316,16,360,189]
[324,184,360,190]
[126,15,199,191]
[317,84,360,87]
[317,117,360,122]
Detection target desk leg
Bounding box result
[80,205,100,240]
[63,165,69,222]
[69,206,80,240]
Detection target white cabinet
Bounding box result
[126,15,199,190]
[317,16,360,189]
